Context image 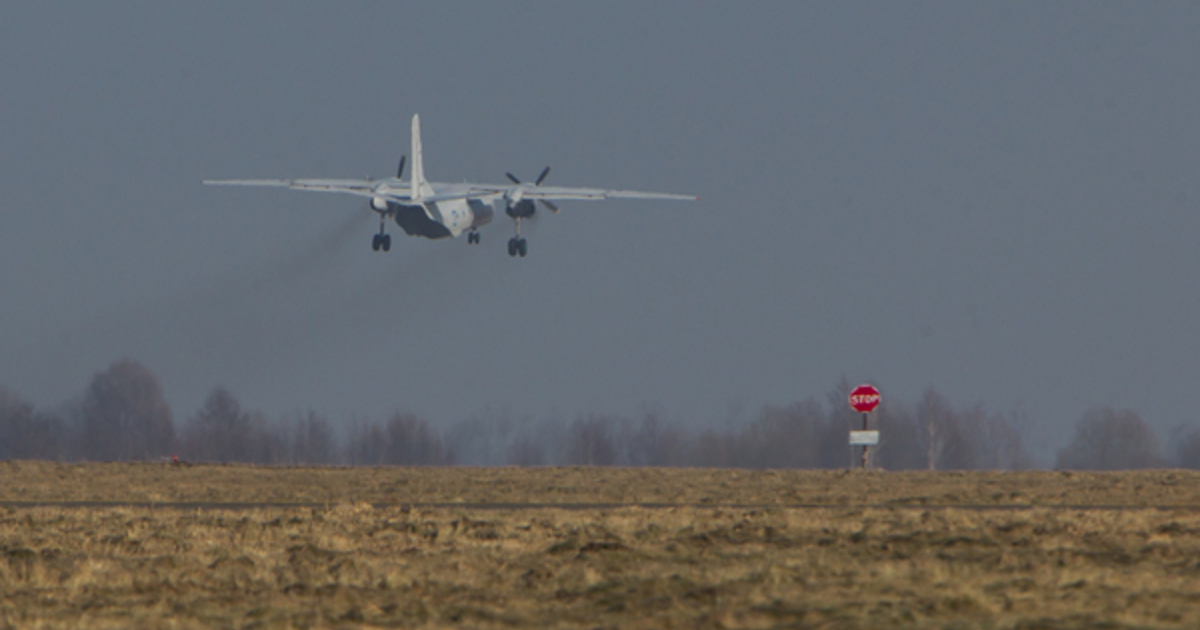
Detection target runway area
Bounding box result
[2,461,1198,507]
[1,463,1197,628]
[3,500,1200,511]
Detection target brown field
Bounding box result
[0,463,1198,629]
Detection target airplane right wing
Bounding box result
[524,186,699,201]
[461,184,697,202]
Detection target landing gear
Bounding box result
[371,232,391,252]
[372,217,392,252]
[467,230,480,245]
[507,217,527,257]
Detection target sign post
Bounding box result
[848,384,881,470]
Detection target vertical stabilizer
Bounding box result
[410,114,426,200]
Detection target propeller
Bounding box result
[505,166,559,214]
[364,154,406,184]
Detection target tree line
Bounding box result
[1,359,1198,470]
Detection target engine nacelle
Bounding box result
[505,198,536,219]
[371,196,390,212]
[468,198,493,227]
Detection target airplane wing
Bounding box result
[465,184,697,202]
[204,179,696,210]
[203,178,440,207]
[203,178,382,198]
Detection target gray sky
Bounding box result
[2,2,1198,463]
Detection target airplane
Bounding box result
[203,115,697,257]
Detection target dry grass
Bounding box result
[1,462,1198,507]
[0,464,1198,628]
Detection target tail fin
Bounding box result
[410,114,426,200]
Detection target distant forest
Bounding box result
[2,359,1199,470]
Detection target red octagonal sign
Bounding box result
[849,384,881,413]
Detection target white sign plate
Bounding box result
[849,430,880,446]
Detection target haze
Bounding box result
[1,2,1197,464]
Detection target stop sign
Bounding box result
[848,384,881,413]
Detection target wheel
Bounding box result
[382,234,392,251]
[507,238,517,257]
[371,234,381,251]
[517,238,527,257]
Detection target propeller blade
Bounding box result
[538,199,560,214]
[506,172,521,184]
[535,166,551,186]
[397,155,406,179]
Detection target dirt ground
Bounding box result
[0,463,1198,629]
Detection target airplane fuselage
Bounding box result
[368,181,493,239]
[386,198,493,240]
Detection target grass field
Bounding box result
[0,463,1198,628]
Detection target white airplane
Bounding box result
[203,115,697,257]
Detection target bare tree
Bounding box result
[824,378,862,468]
[694,428,737,467]
[345,413,452,465]
[917,388,956,470]
[79,359,175,461]
[278,411,338,464]
[625,412,691,467]
[567,415,618,465]
[344,419,387,465]
[0,388,68,460]
[507,439,546,466]
[874,405,924,470]
[181,388,282,463]
[968,406,1032,470]
[1056,407,1165,470]
[1173,426,1200,469]
[726,401,825,469]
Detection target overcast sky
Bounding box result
[2,2,1198,463]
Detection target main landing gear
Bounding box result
[371,217,391,252]
[467,229,480,245]
[371,233,391,252]
[507,217,527,257]
[507,237,527,257]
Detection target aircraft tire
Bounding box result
[507,238,517,257]
[371,234,381,251]
[382,234,392,252]
[518,239,527,257]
